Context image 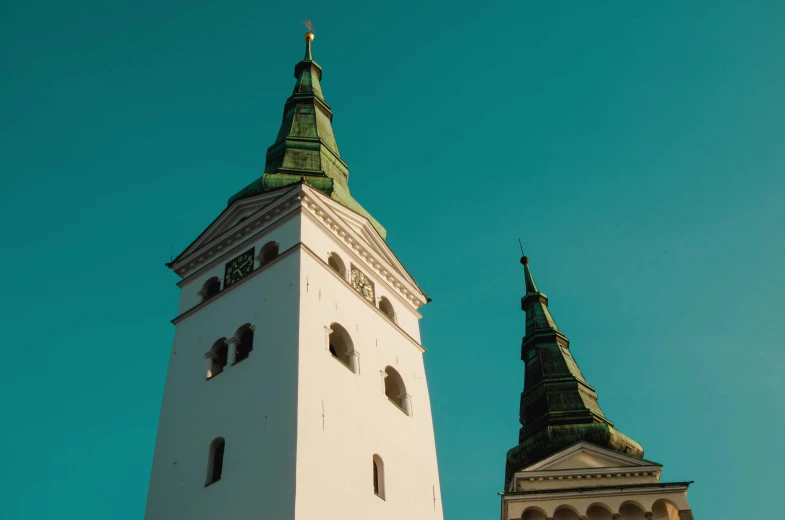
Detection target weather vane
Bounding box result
[302,18,315,34]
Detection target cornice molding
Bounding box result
[502,482,691,502]
[299,186,426,309]
[516,468,661,486]
[172,242,428,355]
[175,202,301,287]
[171,243,299,325]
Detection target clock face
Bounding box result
[224,248,255,288]
[351,266,374,304]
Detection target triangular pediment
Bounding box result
[523,442,660,472]
[172,186,298,267]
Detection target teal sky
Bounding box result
[2,1,784,518]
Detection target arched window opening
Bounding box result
[586,504,614,520]
[327,252,346,278]
[234,325,254,364]
[619,503,646,520]
[651,499,681,520]
[383,366,410,415]
[522,508,547,520]
[207,339,228,379]
[328,323,355,372]
[554,506,580,520]
[205,438,225,486]
[200,277,221,302]
[378,297,397,323]
[259,241,280,266]
[372,454,385,499]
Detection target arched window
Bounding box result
[378,297,397,323]
[651,499,681,520]
[206,338,228,379]
[554,506,580,520]
[372,454,385,499]
[619,503,646,520]
[586,504,614,520]
[522,508,548,520]
[234,324,254,364]
[205,437,225,485]
[199,277,221,302]
[327,252,346,278]
[383,366,410,415]
[328,323,355,372]
[259,241,279,266]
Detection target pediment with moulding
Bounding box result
[170,185,300,275]
[512,442,663,491]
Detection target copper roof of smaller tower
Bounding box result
[505,252,644,488]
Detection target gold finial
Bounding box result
[302,18,315,40]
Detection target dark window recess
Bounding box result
[260,241,279,265]
[210,342,229,378]
[373,461,380,495]
[235,328,254,364]
[202,278,221,301]
[207,439,225,485]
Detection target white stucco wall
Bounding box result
[145,226,302,520]
[146,196,443,520]
[293,223,443,520]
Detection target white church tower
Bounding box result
[144,31,444,520]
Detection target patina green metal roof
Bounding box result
[228,33,386,239]
[505,254,644,488]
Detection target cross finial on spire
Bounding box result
[301,19,315,59]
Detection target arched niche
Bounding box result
[586,503,614,520]
[259,241,280,266]
[206,338,228,379]
[372,454,385,499]
[328,323,355,372]
[521,507,547,520]
[619,502,646,520]
[383,366,410,415]
[378,296,397,323]
[205,437,225,485]
[199,277,221,302]
[233,323,254,364]
[328,252,346,278]
[554,506,580,520]
[652,499,681,520]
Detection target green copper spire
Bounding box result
[228,31,387,239]
[505,253,644,488]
